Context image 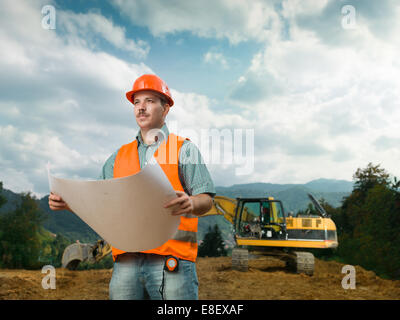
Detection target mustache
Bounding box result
[137,111,149,116]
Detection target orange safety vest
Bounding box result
[112,133,198,262]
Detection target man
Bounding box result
[49,74,215,300]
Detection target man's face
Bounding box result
[133,91,169,130]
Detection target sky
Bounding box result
[1,0,400,198]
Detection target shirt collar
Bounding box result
[136,123,169,147]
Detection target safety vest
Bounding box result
[112,133,198,262]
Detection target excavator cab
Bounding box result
[235,198,287,240]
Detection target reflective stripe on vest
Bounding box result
[173,230,197,243]
[112,133,198,262]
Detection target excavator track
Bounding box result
[231,248,249,272]
[231,248,314,276]
[286,251,315,276]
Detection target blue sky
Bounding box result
[1,0,400,197]
[53,0,262,101]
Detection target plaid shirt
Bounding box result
[99,124,216,197]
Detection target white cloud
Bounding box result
[281,0,330,17]
[227,3,400,183]
[111,0,282,44]
[58,10,150,58]
[204,50,229,69]
[0,168,35,196]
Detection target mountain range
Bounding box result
[0,178,353,244]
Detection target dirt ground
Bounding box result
[1,256,400,300]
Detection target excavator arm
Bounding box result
[202,196,237,225]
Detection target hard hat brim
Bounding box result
[126,88,174,107]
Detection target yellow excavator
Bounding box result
[203,193,338,275]
[62,193,337,275]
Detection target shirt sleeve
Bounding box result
[178,140,216,197]
[98,150,118,180]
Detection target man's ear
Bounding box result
[162,104,170,118]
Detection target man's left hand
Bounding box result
[164,190,194,216]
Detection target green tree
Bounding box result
[198,224,227,257]
[52,233,72,267]
[353,162,390,193]
[340,163,391,235]
[334,163,400,279]
[355,183,400,278]
[0,192,45,269]
[39,232,71,267]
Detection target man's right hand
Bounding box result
[48,192,71,212]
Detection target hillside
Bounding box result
[0,255,399,300]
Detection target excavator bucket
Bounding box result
[61,243,94,270]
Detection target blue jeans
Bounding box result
[109,253,199,300]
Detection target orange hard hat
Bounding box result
[126,74,174,106]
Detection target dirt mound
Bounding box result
[0,256,399,300]
[197,256,400,300]
[0,268,110,300]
